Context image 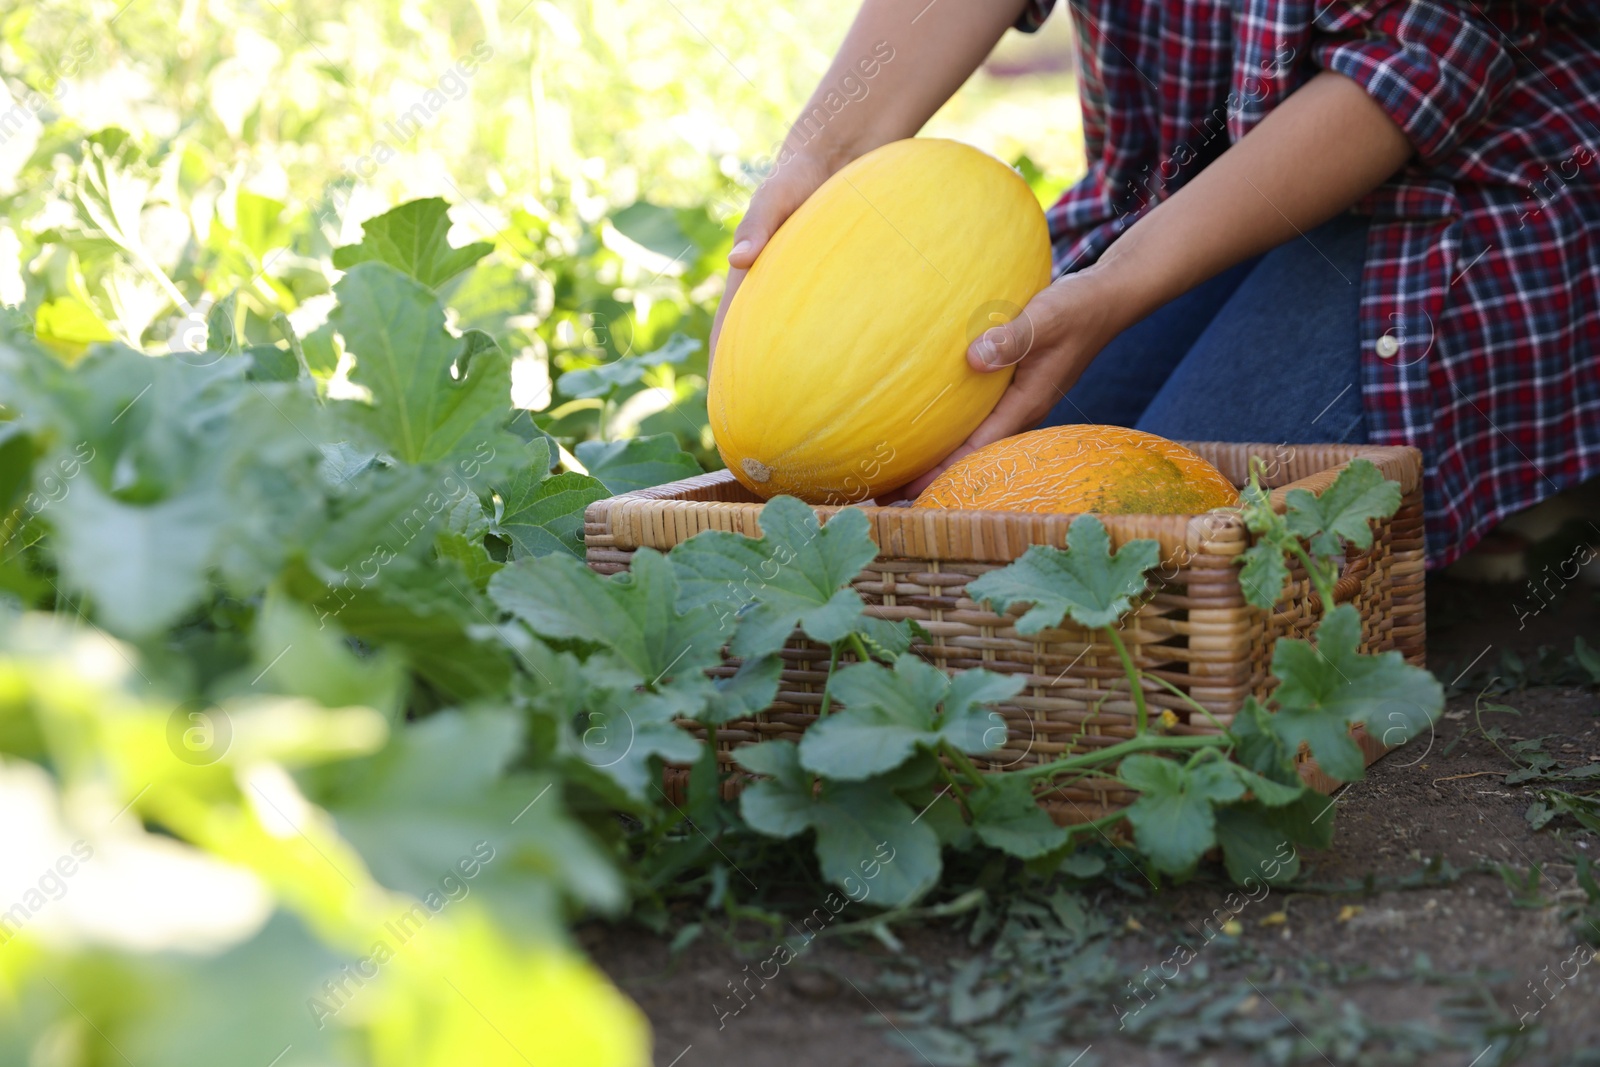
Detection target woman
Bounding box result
[710,0,1600,567]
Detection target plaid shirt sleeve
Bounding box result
[1308,1,1519,165]
[1009,0,1600,566]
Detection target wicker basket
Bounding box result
[583,442,1425,824]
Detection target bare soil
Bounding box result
[587,576,1600,1067]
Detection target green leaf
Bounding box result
[798,655,1020,780]
[331,262,511,465]
[245,343,299,382]
[224,590,406,722]
[115,913,354,1067]
[1214,806,1302,886]
[1572,635,1600,684]
[669,496,879,658]
[855,616,923,662]
[557,334,700,400]
[1268,604,1443,781]
[206,291,241,355]
[331,197,493,290]
[294,554,513,701]
[1236,540,1292,610]
[321,708,623,921]
[965,516,1160,633]
[609,201,700,261]
[1284,458,1401,558]
[1224,762,1306,808]
[739,742,947,908]
[435,490,502,590]
[1121,754,1247,875]
[735,741,941,905]
[489,547,723,686]
[575,433,701,495]
[698,654,782,725]
[569,684,707,799]
[736,740,816,838]
[50,476,220,636]
[493,466,610,559]
[969,776,1070,859]
[812,780,941,907]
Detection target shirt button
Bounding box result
[1375,335,1400,359]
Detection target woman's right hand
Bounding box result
[709,149,837,361]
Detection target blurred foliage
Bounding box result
[0,3,1081,1063]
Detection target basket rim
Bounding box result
[583,441,1423,562]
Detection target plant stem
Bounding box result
[943,744,990,791]
[1016,733,1227,781]
[846,632,873,664]
[1145,674,1230,733]
[1102,625,1148,734]
[1064,809,1129,839]
[818,642,842,716]
[1287,541,1335,615]
[934,761,969,817]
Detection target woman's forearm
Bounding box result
[1079,72,1413,341]
[781,0,1031,170]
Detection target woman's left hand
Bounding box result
[882,268,1120,501]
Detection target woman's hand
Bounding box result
[887,72,1413,502]
[887,269,1121,500]
[709,0,1035,361]
[709,150,836,360]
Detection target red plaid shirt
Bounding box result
[1018,0,1600,566]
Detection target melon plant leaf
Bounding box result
[291,554,513,701]
[558,333,700,400]
[968,776,1070,859]
[736,741,816,838]
[50,478,220,637]
[798,655,1020,780]
[435,491,501,590]
[966,516,1160,633]
[1224,762,1306,808]
[318,708,623,919]
[112,913,351,1067]
[737,738,939,906]
[698,654,783,725]
[610,201,701,262]
[1226,697,1303,787]
[669,496,880,659]
[1268,604,1443,782]
[206,290,240,355]
[559,685,703,804]
[1237,539,1292,611]
[855,616,923,662]
[245,343,298,382]
[331,262,511,466]
[575,433,701,495]
[489,547,723,687]
[1283,458,1401,558]
[811,780,940,907]
[331,197,493,291]
[302,463,444,573]
[642,649,782,726]
[221,591,406,723]
[492,466,610,559]
[1214,806,1302,886]
[1120,753,1247,875]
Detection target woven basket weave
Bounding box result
[583,442,1425,824]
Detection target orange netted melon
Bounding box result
[912,425,1239,514]
[709,138,1052,504]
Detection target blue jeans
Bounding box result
[1043,212,1370,445]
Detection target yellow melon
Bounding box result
[709,138,1052,503]
[912,425,1239,514]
